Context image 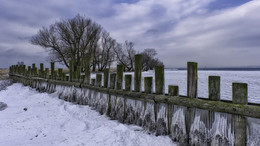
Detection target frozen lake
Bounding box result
[118,70,260,103]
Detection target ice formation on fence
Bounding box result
[28,79,260,145]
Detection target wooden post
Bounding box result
[40,63,44,77]
[69,60,74,82]
[84,58,91,84]
[58,68,63,80]
[208,76,220,101]
[110,73,116,89]
[117,64,124,90]
[77,66,81,82]
[32,64,36,76]
[134,54,142,92]
[91,79,96,86]
[232,83,247,104]
[45,68,49,78]
[125,74,132,91]
[104,68,109,88]
[233,115,246,146]
[168,85,179,96]
[96,74,102,87]
[187,62,197,98]
[51,62,55,79]
[144,77,153,94]
[155,65,164,94]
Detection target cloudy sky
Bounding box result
[0,0,259,68]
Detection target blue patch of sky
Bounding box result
[208,0,252,10]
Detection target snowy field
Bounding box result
[120,70,260,103]
[0,82,176,146]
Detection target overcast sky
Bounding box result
[0,0,259,68]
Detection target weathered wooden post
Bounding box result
[84,58,91,84]
[233,115,246,146]
[69,60,74,82]
[117,64,124,90]
[51,62,55,79]
[32,63,36,76]
[125,74,132,91]
[96,74,102,87]
[168,85,179,96]
[110,73,116,89]
[155,65,164,94]
[22,65,26,76]
[45,68,49,78]
[144,77,153,94]
[77,66,81,82]
[91,79,96,86]
[134,54,142,92]
[232,83,247,104]
[80,75,85,82]
[104,68,109,88]
[187,62,197,98]
[53,70,57,80]
[27,66,31,76]
[40,63,44,77]
[58,68,63,80]
[208,76,220,101]
[232,82,247,145]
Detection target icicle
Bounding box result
[209,112,233,146]
[143,101,156,132]
[170,105,187,144]
[247,117,260,146]
[156,103,168,135]
[125,98,136,124]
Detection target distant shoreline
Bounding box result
[166,68,260,71]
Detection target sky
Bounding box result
[0,0,259,68]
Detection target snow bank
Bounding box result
[0,83,176,146]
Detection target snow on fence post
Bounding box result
[91,79,96,86]
[155,65,164,94]
[144,77,153,94]
[40,63,44,77]
[69,60,74,82]
[110,73,116,89]
[117,64,124,90]
[134,54,142,92]
[208,76,220,101]
[104,68,109,88]
[96,74,102,87]
[168,85,179,96]
[84,58,91,84]
[232,83,248,104]
[125,74,132,91]
[187,62,197,98]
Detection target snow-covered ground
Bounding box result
[0,82,176,146]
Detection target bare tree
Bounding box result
[92,30,116,71]
[113,40,136,71]
[141,48,163,71]
[31,14,102,70]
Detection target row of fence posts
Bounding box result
[9,55,248,104]
[9,54,248,145]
